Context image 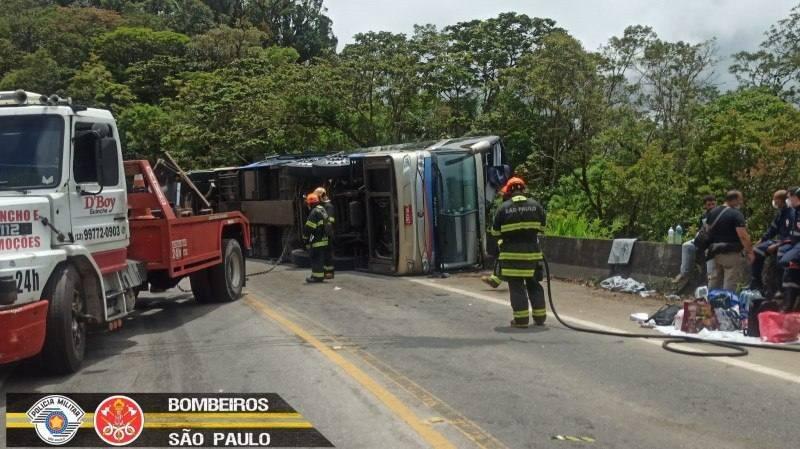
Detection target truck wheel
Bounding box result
[209,239,245,302]
[40,264,86,374]
[190,270,214,304]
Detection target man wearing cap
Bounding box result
[314,187,336,279]
[491,177,548,328]
[303,193,332,283]
[748,189,793,292]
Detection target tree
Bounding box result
[490,32,605,201]
[244,0,337,60]
[141,0,215,35]
[0,49,72,94]
[444,13,561,113]
[731,4,800,103]
[187,25,265,68]
[116,103,171,160]
[0,39,24,78]
[94,27,189,79]
[68,54,135,111]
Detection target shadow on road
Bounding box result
[493,325,551,334]
[3,290,228,389]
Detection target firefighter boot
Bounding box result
[481,275,501,289]
[306,276,324,284]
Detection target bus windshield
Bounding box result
[0,115,64,190]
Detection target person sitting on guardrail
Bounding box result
[748,190,793,292]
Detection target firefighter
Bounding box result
[482,185,513,288]
[314,187,336,279]
[492,177,547,328]
[304,193,332,283]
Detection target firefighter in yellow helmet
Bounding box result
[491,177,548,327]
[304,193,333,283]
[313,187,336,279]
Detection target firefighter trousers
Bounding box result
[507,276,546,326]
[324,246,334,279]
[310,247,326,281]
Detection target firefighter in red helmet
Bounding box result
[314,187,336,279]
[304,193,333,283]
[490,177,548,327]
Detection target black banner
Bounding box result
[6,393,334,448]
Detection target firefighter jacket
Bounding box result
[322,200,336,228]
[491,195,546,278]
[305,205,331,248]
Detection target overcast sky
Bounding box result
[325,0,798,88]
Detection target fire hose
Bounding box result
[541,256,800,357]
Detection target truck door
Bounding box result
[69,120,129,273]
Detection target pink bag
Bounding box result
[758,312,800,343]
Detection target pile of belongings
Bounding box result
[600,276,653,295]
[640,288,800,344]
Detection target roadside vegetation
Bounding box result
[3,1,800,240]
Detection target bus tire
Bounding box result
[40,264,86,374]
[209,239,245,302]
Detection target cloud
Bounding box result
[325,0,797,87]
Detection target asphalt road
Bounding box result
[2,260,800,449]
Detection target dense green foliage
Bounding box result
[2,1,800,240]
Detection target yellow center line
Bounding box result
[244,295,457,449]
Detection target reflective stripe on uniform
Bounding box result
[531,308,546,317]
[511,195,527,202]
[501,268,535,277]
[500,221,545,233]
[311,240,329,248]
[489,228,501,237]
[489,275,502,284]
[305,220,318,229]
[498,252,543,261]
[311,272,325,278]
[513,310,530,318]
[323,266,335,271]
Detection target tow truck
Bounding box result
[0,90,251,373]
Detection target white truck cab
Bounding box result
[0,90,141,373]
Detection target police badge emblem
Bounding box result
[26,395,84,445]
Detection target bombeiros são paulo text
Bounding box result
[168,397,270,412]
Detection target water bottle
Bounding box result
[676,225,684,244]
[668,226,675,244]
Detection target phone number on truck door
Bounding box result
[75,225,123,242]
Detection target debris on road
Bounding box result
[600,276,648,294]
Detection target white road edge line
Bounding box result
[408,278,800,385]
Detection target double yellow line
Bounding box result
[5,412,313,429]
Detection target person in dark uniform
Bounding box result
[778,187,800,311]
[491,177,547,328]
[304,193,332,283]
[748,190,793,292]
[314,187,336,280]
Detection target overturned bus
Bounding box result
[192,136,510,275]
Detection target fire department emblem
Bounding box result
[94,396,144,446]
[26,395,84,445]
